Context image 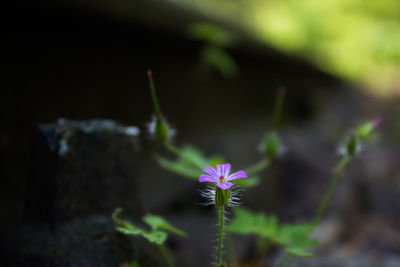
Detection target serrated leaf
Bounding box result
[116,226,143,236]
[155,145,224,180]
[228,207,279,240]
[114,209,187,245]
[143,214,187,238]
[277,223,318,258]
[142,230,168,244]
[228,207,318,258]
[155,155,201,179]
[180,145,212,167]
[278,223,313,245]
[285,246,314,257]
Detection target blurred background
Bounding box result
[2,0,400,266]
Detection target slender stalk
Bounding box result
[148,70,162,120]
[157,244,174,267]
[163,141,182,157]
[309,154,350,233]
[163,141,205,170]
[217,205,225,266]
[246,158,270,176]
[276,154,351,267]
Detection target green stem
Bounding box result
[157,244,174,267]
[276,154,351,267]
[246,158,270,176]
[309,154,350,234]
[217,205,225,266]
[163,141,205,170]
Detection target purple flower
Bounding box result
[199,163,247,190]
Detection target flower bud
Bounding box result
[155,118,170,143]
[345,134,358,156]
[356,117,381,140]
[215,187,230,206]
[263,132,281,158]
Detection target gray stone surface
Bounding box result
[25,119,142,223]
[1,119,152,267]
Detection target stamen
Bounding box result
[219,175,225,183]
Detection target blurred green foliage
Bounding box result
[113,209,186,245]
[188,23,236,47]
[178,0,400,95]
[187,23,238,78]
[128,261,140,267]
[155,145,260,187]
[228,207,318,257]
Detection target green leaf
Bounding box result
[277,223,318,257]
[116,226,141,236]
[143,214,187,238]
[228,207,318,258]
[187,23,236,47]
[116,224,167,245]
[156,145,255,187]
[155,145,223,179]
[228,207,279,240]
[285,247,314,258]
[113,209,187,245]
[155,154,201,179]
[142,230,168,245]
[202,46,238,78]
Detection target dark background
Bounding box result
[2,1,400,266]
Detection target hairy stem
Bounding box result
[217,205,225,266]
[157,244,174,267]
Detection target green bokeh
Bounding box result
[177,0,400,95]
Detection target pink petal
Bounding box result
[202,167,218,177]
[216,163,231,177]
[227,170,247,181]
[199,174,216,183]
[216,182,233,190]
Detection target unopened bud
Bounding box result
[155,118,170,143]
[215,187,230,206]
[148,116,174,143]
[263,132,281,158]
[346,134,358,156]
[356,117,381,140]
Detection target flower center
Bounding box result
[219,175,225,183]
